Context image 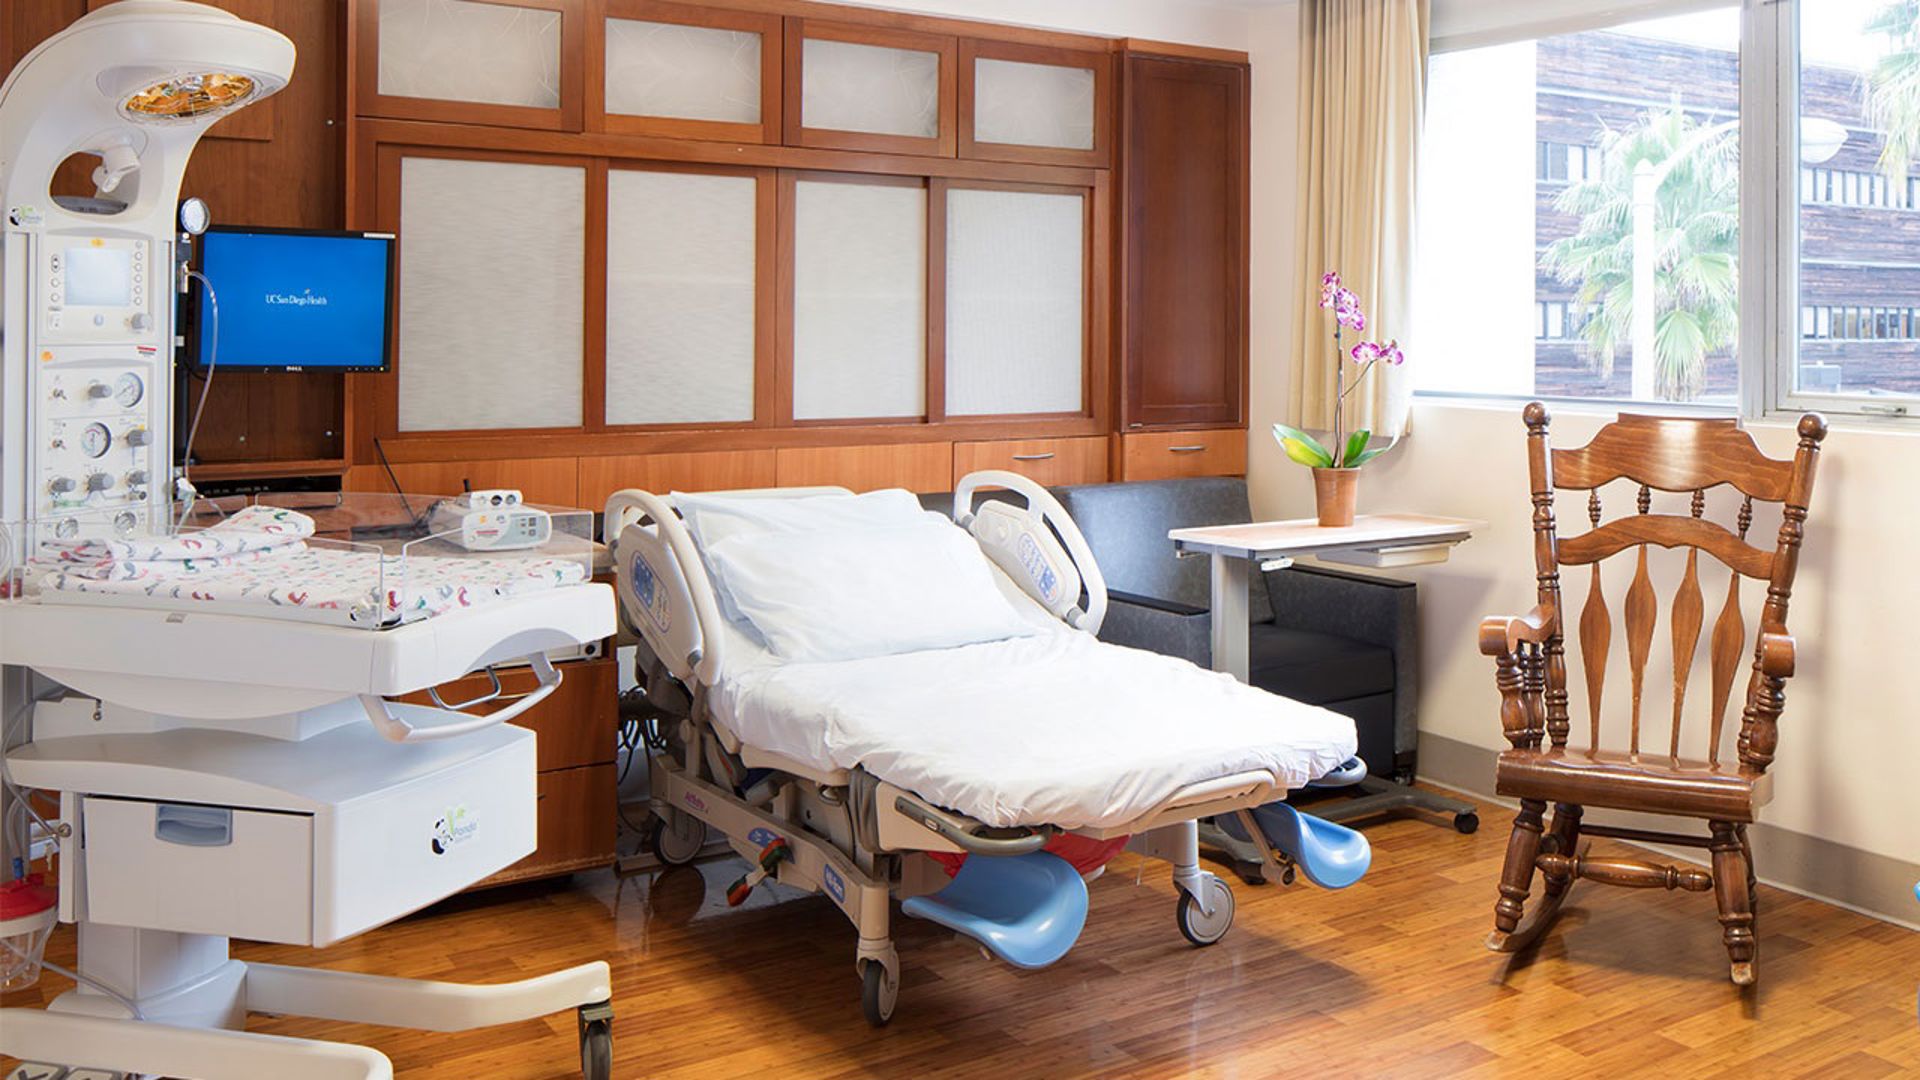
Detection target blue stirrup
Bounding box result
[1221,803,1372,889]
[902,851,1089,969]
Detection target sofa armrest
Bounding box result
[1099,592,1211,668]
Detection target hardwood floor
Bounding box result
[6,791,1916,1078]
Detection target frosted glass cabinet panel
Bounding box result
[397,157,584,431]
[605,18,761,124]
[801,38,941,139]
[605,169,759,426]
[378,0,562,109]
[973,59,1095,150]
[791,180,926,420]
[945,188,1086,416]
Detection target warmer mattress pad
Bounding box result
[711,626,1359,831]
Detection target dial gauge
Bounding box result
[54,518,79,540]
[179,197,211,237]
[80,422,111,458]
[114,511,139,536]
[115,372,144,408]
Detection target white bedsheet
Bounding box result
[712,623,1358,831]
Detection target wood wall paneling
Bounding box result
[344,456,581,506]
[774,443,953,492]
[1115,428,1246,481]
[576,449,779,509]
[476,762,618,886]
[953,436,1107,488]
[1120,54,1248,430]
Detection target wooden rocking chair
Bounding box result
[1479,404,1827,986]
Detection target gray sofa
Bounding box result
[1050,478,1416,782]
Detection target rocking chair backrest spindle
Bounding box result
[1516,404,1827,774]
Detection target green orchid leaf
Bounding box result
[1342,429,1372,469]
[1346,446,1388,467]
[1280,437,1334,468]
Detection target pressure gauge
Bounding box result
[54,518,79,540]
[179,197,211,237]
[114,511,139,536]
[80,422,111,458]
[115,372,144,408]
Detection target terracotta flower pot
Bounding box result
[1311,467,1359,527]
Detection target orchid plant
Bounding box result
[1273,271,1406,469]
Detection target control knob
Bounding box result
[86,473,113,492]
[125,428,150,447]
[48,476,75,494]
[126,469,149,487]
[86,381,111,399]
[131,313,153,332]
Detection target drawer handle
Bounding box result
[1168,445,1207,453]
[155,804,232,847]
[1011,453,1056,462]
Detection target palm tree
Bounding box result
[1866,0,1920,185]
[1540,102,1740,401]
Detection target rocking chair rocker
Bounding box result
[1479,404,1827,987]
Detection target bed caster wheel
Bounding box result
[577,1001,613,1080]
[860,959,898,1028]
[1454,812,1480,835]
[649,809,706,866]
[1176,876,1235,947]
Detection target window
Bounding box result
[1787,0,1920,413]
[1418,0,1918,421]
[1417,8,1742,404]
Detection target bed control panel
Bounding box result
[968,499,1082,622]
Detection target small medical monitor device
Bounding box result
[188,225,396,372]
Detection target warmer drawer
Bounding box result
[83,797,313,944]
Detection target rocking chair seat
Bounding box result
[1495,747,1773,823]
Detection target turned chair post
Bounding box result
[1480,404,1825,988]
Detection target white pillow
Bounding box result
[672,489,932,623]
[703,518,1038,663]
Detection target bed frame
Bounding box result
[602,472,1295,1026]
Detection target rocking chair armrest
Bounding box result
[1756,630,1795,678]
[1479,608,1553,657]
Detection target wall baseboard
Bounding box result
[1417,732,1920,931]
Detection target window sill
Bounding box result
[1411,390,1920,438]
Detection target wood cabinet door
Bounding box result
[1121,54,1247,430]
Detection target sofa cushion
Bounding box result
[1247,625,1394,705]
[1053,477,1273,623]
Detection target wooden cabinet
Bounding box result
[1119,53,1248,430]
[1114,429,1245,481]
[953,437,1107,487]
[344,458,580,507]
[577,450,778,509]
[401,656,618,886]
[774,443,953,492]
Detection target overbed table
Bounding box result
[1167,514,1482,844]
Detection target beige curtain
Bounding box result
[1289,0,1429,441]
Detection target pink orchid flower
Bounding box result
[1318,271,1342,309]
[1351,340,1382,363]
[1380,340,1405,365]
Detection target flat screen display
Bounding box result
[192,227,394,371]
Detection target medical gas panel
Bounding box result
[18,226,171,534]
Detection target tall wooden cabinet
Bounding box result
[1119,52,1249,433]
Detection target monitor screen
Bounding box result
[192,227,394,371]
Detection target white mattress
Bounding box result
[711,615,1358,831]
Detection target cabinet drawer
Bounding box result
[1116,430,1246,481]
[402,657,615,773]
[478,763,617,887]
[84,796,314,944]
[953,438,1108,488]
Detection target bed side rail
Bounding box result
[603,489,725,685]
[953,470,1108,635]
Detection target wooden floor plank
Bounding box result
[4,792,1915,1077]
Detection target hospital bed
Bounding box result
[604,471,1374,1025]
